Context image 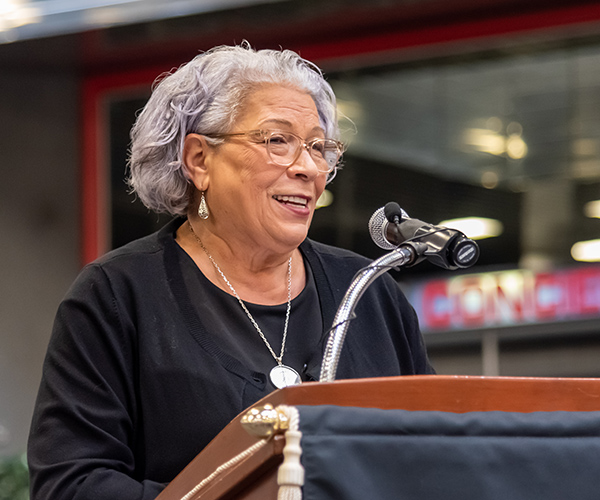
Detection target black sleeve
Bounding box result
[27,264,166,500]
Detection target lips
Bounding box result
[272,195,309,208]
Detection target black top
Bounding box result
[28,218,434,500]
[177,244,323,386]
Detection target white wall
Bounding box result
[0,69,80,457]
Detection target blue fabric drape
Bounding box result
[298,405,600,500]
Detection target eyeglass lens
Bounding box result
[266,132,340,172]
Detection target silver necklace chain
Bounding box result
[188,221,292,366]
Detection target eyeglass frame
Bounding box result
[202,129,344,174]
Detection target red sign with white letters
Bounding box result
[405,266,600,332]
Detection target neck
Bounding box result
[177,217,306,305]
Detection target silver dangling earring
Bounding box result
[198,191,209,219]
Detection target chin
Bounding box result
[275,228,310,249]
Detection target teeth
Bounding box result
[273,195,308,207]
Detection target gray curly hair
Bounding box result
[127,43,340,216]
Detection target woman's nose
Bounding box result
[288,147,320,179]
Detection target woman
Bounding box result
[28,44,434,500]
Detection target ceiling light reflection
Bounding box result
[464,120,527,160]
[571,239,600,262]
[481,171,499,189]
[584,200,600,219]
[464,128,505,156]
[0,0,41,32]
[438,217,503,240]
[1,0,281,43]
[316,189,334,209]
[506,134,528,159]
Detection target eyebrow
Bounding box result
[259,119,325,136]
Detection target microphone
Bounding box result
[368,202,480,270]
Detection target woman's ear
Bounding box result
[183,133,210,191]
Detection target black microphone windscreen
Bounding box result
[384,202,404,222]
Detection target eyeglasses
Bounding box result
[204,129,344,174]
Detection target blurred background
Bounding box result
[1,0,600,485]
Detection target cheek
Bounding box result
[238,148,265,175]
[315,176,327,196]
[236,163,278,196]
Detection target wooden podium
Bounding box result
[156,375,600,500]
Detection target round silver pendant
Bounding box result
[270,365,301,389]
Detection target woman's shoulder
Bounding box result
[302,238,405,295]
[70,218,183,293]
[301,238,378,284]
[302,238,372,265]
[91,218,181,267]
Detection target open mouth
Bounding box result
[272,195,309,209]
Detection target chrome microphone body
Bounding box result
[368,203,480,270]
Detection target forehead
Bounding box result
[237,84,321,131]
